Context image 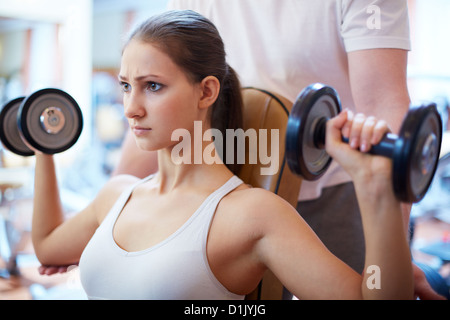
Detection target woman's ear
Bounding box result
[198,76,220,110]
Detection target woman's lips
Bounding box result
[132,126,152,136]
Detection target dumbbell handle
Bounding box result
[314,116,397,158]
[342,134,397,158]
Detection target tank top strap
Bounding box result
[204,176,244,209]
[194,176,244,237]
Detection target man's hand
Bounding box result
[413,263,447,300]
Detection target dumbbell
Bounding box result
[285,83,443,203]
[0,88,83,156]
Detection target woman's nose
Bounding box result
[124,92,146,119]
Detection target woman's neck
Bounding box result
[155,144,233,195]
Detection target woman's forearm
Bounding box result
[355,176,414,299]
[31,154,65,260]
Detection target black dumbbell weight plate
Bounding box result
[286,84,341,180]
[0,97,35,156]
[18,88,83,154]
[393,103,442,203]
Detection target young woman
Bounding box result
[32,10,413,299]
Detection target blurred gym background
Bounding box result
[0,0,449,299]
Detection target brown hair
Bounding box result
[126,10,243,174]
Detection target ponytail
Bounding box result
[211,65,243,175]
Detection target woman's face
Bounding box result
[119,39,203,151]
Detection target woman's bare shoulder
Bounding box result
[221,185,300,229]
[231,185,295,211]
[92,174,141,222]
[104,174,141,191]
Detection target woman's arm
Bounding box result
[254,111,413,299]
[328,110,413,299]
[31,153,136,266]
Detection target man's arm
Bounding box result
[348,48,410,134]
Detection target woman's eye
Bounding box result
[121,82,131,92]
[147,82,163,92]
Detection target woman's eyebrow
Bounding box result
[118,74,162,81]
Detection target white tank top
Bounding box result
[79,175,245,300]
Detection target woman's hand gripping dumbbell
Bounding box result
[285,83,442,203]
